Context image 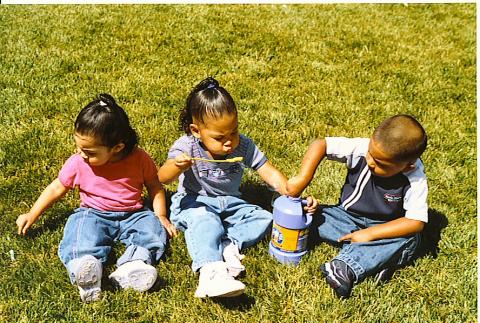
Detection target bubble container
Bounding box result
[269,196,313,265]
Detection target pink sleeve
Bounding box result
[58,154,79,189]
[140,149,158,182]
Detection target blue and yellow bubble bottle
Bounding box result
[269,195,313,265]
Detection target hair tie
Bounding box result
[206,83,216,89]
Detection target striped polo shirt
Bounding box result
[326,137,428,223]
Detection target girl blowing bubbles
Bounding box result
[16,94,176,302]
[158,77,317,298]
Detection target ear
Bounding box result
[402,162,416,173]
[112,142,125,154]
[189,123,201,138]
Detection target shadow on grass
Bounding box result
[415,208,449,259]
[211,293,256,310]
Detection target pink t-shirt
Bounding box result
[58,147,158,212]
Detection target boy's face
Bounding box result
[189,113,240,159]
[366,138,415,178]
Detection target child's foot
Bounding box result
[109,260,157,292]
[74,255,102,303]
[194,261,245,298]
[222,240,245,277]
[320,259,355,298]
[375,266,395,285]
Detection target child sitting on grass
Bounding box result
[286,114,428,298]
[158,77,317,298]
[16,94,176,302]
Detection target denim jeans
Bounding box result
[58,207,167,283]
[316,206,421,282]
[170,192,272,272]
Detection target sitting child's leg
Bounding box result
[221,196,273,277]
[317,206,421,298]
[170,193,245,298]
[58,208,114,302]
[111,209,168,292]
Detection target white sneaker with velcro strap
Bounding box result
[194,261,245,298]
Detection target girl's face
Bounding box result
[74,133,124,166]
[190,113,240,159]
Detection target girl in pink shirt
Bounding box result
[16,94,176,302]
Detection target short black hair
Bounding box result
[75,93,138,156]
[373,114,427,163]
[179,77,237,134]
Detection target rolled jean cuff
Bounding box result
[117,245,152,267]
[335,254,365,282]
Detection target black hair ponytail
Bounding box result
[179,77,237,134]
[75,93,138,157]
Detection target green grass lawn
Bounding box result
[0,4,476,322]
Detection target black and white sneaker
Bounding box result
[375,267,395,285]
[320,260,355,298]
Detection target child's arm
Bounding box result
[16,178,70,235]
[286,139,327,197]
[145,177,178,238]
[157,153,193,184]
[338,217,425,243]
[257,161,318,214]
[256,161,288,195]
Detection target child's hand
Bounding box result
[303,196,318,214]
[16,213,38,235]
[174,153,194,171]
[158,215,178,239]
[338,228,375,243]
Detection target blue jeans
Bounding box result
[58,207,167,283]
[316,206,421,282]
[170,192,273,272]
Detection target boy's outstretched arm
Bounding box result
[286,138,327,197]
[16,178,70,235]
[257,161,318,213]
[338,217,425,243]
[146,177,178,238]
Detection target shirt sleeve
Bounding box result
[58,154,80,189]
[167,136,189,160]
[326,137,369,169]
[403,160,429,222]
[140,149,158,182]
[243,136,267,170]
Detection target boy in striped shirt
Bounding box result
[286,115,428,298]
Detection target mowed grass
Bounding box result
[0,4,476,322]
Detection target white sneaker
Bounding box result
[194,261,245,298]
[222,240,245,277]
[74,255,102,303]
[109,260,157,292]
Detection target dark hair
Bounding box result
[179,77,237,134]
[373,114,427,163]
[75,93,138,157]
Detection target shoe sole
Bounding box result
[75,257,102,302]
[109,268,157,292]
[78,285,101,303]
[76,258,102,286]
